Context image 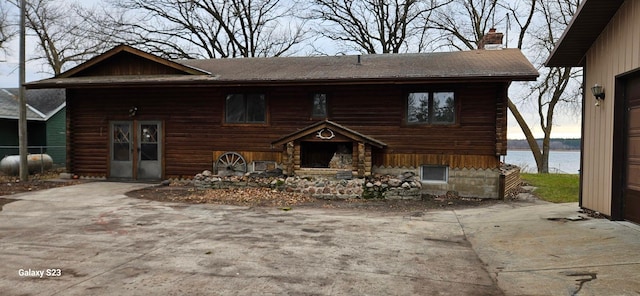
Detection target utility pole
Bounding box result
[18,0,28,181]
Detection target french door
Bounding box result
[110,121,162,180]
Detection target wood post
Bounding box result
[286,141,295,175]
[358,142,365,177]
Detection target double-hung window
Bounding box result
[407,91,456,125]
[226,94,266,123]
[311,93,327,118]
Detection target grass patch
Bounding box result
[521,173,579,203]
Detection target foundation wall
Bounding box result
[373,166,503,199]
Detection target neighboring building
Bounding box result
[0,89,66,165]
[27,41,537,198]
[546,0,639,222]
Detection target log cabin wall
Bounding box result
[66,81,505,179]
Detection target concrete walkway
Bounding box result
[457,202,640,296]
[0,182,639,295]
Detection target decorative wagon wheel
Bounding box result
[215,152,247,175]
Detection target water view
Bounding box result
[503,150,581,174]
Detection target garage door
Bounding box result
[625,75,640,223]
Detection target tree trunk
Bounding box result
[507,98,546,173]
[541,135,550,173]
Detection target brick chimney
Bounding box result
[479,28,503,50]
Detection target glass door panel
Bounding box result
[137,121,162,180]
[110,122,133,178]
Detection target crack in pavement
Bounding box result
[563,271,597,296]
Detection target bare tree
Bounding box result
[428,0,581,173]
[427,0,498,51]
[11,0,118,75]
[308,0,449,54]
[107,0,308,59]
[0,1,16,52]
[505,0,581,173]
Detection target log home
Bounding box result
[26,36,537,198]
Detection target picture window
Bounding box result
[225,94,266,123]
[407,92,455,125]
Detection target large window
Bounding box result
[226,94,266,123]
[407,91,455,125]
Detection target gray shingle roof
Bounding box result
[179,49,539,82]
[0,89,66,120]
[26,48,538,88]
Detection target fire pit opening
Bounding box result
[301,142,353,169]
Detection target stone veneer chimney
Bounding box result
[478,28,503,50]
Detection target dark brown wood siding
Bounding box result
[67,82,505,178]
[75,52,188,77]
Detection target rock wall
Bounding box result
[193,164,515,200]
[362,172,422,199]
[328,152,353,169]
[193,170,423,200]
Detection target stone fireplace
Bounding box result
[272,120,386,177]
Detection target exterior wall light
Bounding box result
[591,84,605,106]
[129,106,138,117]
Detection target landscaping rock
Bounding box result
[192,170,422,200]
[388,178,402,187]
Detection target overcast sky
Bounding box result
[0,0,582,139]
[0,39,46,88]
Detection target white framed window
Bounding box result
[421,165,448,183]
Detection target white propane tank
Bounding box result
[0,154,54,175]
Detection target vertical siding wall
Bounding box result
[46,109,66,165]
[584,0,640,216]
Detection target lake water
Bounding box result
[503,150,581,174]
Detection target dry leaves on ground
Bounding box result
[157,187,314,207]
[130,185,508,213]
[0,172,83,197]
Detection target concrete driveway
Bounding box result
[1,182,640,296]
[1,182,501,296]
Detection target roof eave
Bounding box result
[25,74,539,89]
[0,115,46,121]
[545,0,625,67]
